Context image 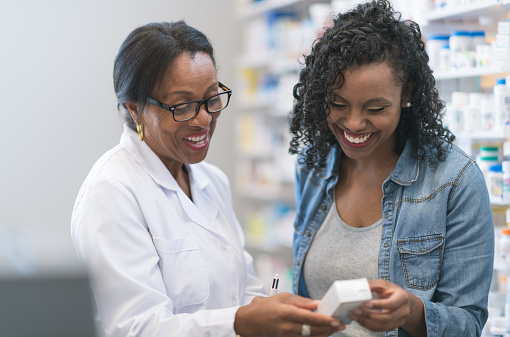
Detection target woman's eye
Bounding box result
[208,96,220,106]
[367,107,385,113]
[173,103,194,114]
[330,102,348,109]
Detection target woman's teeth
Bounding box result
[344,131,372,144]
[185,134,206,145]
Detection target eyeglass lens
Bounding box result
[173,92,230,121]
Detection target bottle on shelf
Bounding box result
[449,30,472,70]
[477,145,500,181]
[495,19,510,69]
[488,164,504,203]
[426,34,450,70]
[502,227,510,337]
[501,227,510,271]
[494,78,510,134]
[503,142,510,205]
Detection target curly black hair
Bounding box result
[289,0,454,171]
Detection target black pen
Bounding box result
[270,274,279,296]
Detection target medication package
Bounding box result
[316,278,372,324]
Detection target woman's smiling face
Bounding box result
[327,61,408,161]
[130,52,221,173]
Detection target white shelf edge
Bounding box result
[245,238,293,255]
[454,130,508,140]
[490,198,510,206]
[494,261,504,271]
[422,0,504,22]
[235,0,304,19]
[434,66,510,80]
[236,53,304,72]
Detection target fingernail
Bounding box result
[365,302,374,309]
[331,321,341,328]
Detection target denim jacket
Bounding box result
[292,140,494,337]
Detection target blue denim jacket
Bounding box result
[292,140,494,337]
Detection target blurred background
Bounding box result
[0,0,412,286]
[1,0,509,334]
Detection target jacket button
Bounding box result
[297,261,301,266]
[322,206,327,210]
[384,243,389,248]
[384,213,389,218]
[306,232,311,237]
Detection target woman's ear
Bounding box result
[402,83,414,108]
[125,102,140,124]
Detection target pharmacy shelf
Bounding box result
[235,53,303,73]
[235,0,303,18]
[434,66,510,80]
[246,238,293,255]
[237,179,295,200]
[491,199,510,207]
[455,130,508,141]
[423,0,509,22]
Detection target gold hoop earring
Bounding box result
[136,123,144,141]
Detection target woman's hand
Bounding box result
[234,293,344,337]
[349,279,426,337]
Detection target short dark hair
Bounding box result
[113,21,216,130]
[289,0,454,170]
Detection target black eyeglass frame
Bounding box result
[146,82,232,122]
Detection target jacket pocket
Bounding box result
[397,234,444,290]
[153,236,209,307]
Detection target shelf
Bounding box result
[494,261,504,271]
[490,193,509,206]
[245,238,293,256]
[454,130,508,141]
[422,0,509,22]
[237,184,295,202]
[235,0,304,19]
[433,66,510,80]
[236,53,304,73]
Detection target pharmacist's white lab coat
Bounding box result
[71,125,266,337]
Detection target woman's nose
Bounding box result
[190,104,213,126]
[342,111,366,132]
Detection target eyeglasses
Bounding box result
[146,82,232,122]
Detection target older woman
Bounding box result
[289,1,494,336]
[71,21,343,337]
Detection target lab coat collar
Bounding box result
[121,124,219,231]
[121,124,180,191]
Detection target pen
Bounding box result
[269,274,279,296]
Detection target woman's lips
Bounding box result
[183,130,209,150]
[338,127,377,148]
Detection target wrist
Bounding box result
[234,305,248,337]
[402,294,426,337]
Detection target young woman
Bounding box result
[289,1,494,336]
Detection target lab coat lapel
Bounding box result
[187,164,219,232]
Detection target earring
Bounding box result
[136,123,144,141]
[405,102,411,108]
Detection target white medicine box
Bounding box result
[316,278,372,324]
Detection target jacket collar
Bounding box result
[323,139,420,186]
[388,140,420,186]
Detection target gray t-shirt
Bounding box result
[303,201,384,337]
